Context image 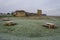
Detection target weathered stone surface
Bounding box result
[42,23,56,29]
[2,18,10,21]
[4,21,17,26]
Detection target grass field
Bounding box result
[0,16,60,40]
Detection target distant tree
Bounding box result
[42,14,47,16]
[7,13,10,15]
[11,12,14,15]
[0,13,2,17]
[11,12,16,16]
[0,13,3,15]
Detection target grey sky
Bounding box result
[0,0,60,16]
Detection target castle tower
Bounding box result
[37,10,42,16]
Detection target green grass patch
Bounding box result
[0,17,60,36]
[0,17,60,40]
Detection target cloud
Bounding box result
[0,0,50,12]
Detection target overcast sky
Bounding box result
[0,0,60,16]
